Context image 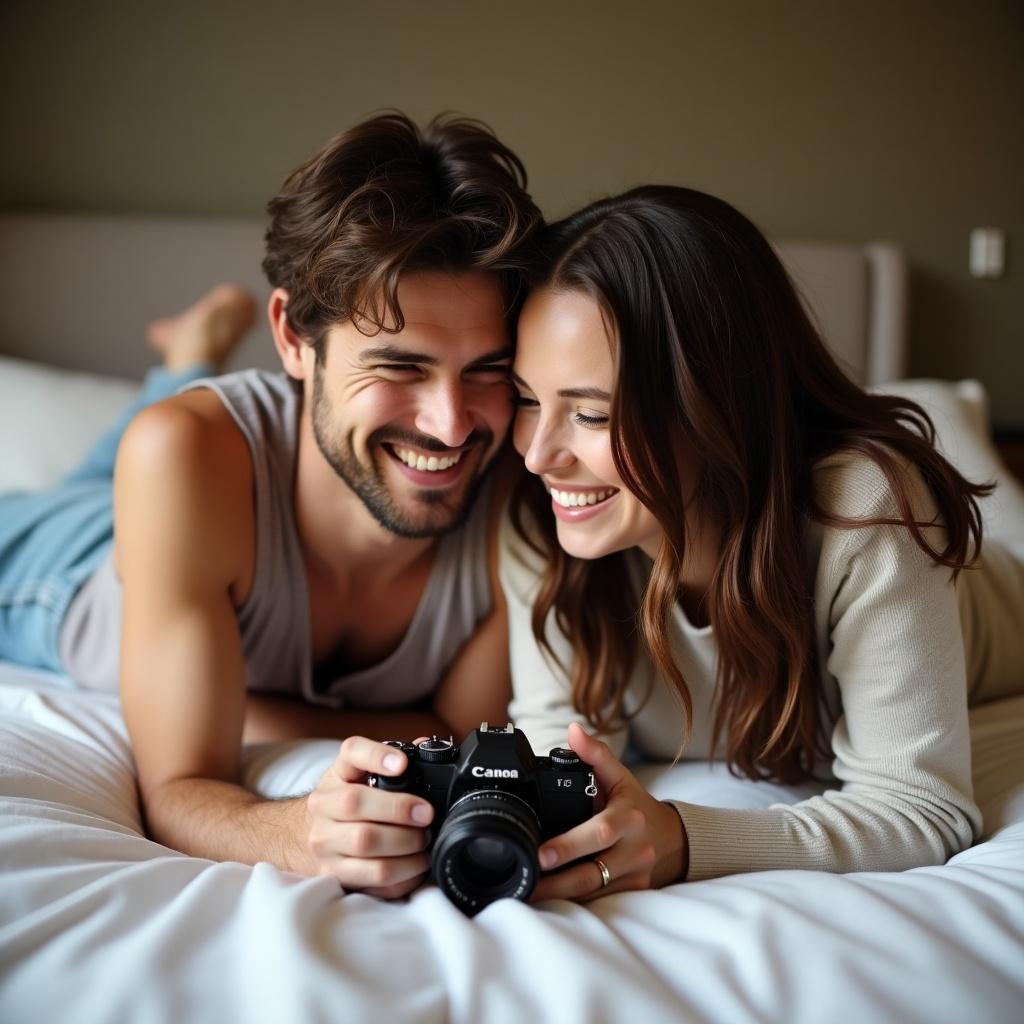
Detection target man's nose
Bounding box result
[413,381,475,449]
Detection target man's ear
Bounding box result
[268,288,310,380]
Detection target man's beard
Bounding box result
[311,361,492,539]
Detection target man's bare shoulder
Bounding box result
[115,389,255,588]
[119,389,252,485]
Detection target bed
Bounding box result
[1,214,1022,1023]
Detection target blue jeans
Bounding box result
[0,363,213,673]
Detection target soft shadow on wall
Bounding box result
[0,0,1020,427]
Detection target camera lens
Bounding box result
[432,791,540,915]
[461,837,518,886]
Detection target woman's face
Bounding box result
[512,287,663,560]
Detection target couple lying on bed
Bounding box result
[2,112,1022,904]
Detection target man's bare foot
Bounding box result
[146,284,258,373]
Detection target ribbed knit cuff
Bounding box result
[668,800,836,881]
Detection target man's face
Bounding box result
[307,270,513,538]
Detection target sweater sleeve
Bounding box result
[499,508,630,762]
[676,456,983,880]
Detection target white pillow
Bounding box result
[0,355,140,493]
[872,377,1024,545]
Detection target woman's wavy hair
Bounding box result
[263,111,543,347]
[511,185,993,783]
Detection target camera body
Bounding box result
[368,723,596,915]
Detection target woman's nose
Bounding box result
[519,418,575,476]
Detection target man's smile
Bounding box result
[390,445,465,472]
[381,441,474,488]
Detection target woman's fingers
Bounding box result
[538,802,642,871]
[535,728,639,872]
[530,851,654,903]
[566,723,629,794]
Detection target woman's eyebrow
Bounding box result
[509,370,609,401]
[557,386,611,401]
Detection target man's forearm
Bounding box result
[243,693,451,745]
[142,776,314,873]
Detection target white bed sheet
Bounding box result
[1,661,1022,1024]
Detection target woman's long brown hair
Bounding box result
[510,185,993,784]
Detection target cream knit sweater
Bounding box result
[500,451,1024,881]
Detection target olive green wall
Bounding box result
[2,0,1021,426]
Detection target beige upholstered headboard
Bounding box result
[0,213,906,385]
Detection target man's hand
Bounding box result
[305,737,436,899]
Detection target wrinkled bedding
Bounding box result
[1,662,1022,1024]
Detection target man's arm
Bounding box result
[115,398,433,895]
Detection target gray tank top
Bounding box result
[58,369,493,708]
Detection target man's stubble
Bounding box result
[310,356,493,539]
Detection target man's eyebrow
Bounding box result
[358,344,514,367]
[510,370,610,402]
[466,345,514,367]
[358,345,439,366]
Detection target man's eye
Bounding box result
[513,393,539,408]
[467,364,512,383]
[377,364,422,378]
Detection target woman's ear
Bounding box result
[268,288,309,380]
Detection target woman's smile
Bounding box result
[547,483,621,522]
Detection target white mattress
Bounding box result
[1,661,1022,1024]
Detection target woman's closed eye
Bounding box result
[514,393,608,427]
[573,408,609,428]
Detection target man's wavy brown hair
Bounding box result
[511,185,994,784]
[263,111,543,344]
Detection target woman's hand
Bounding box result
[304,737,435,899]
[531,723,689,902]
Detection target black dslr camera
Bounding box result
[368,723,596,916]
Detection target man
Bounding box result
[4,112,542,900]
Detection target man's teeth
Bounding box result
[550,488,616,508]
[394,447,463,472]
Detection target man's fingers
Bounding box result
[319,851,431,891]
[332,821,430,859]
[310,779,433,827]
[333,736,409,783]
[360,874,429,901]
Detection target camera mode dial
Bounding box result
[417,736,457,763]
[548,747,580,766]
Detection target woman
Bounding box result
[501,185,1024,902]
